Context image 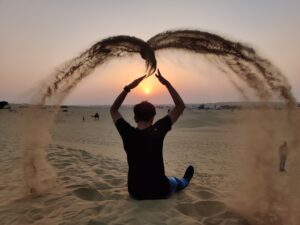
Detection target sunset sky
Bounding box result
[1,0,299,105]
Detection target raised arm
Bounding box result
[110,75,145,123]
[155,69,185,124]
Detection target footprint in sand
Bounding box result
[72,187,104,201]
[177,200,249,225]
[193,189,219,200]
[176,200,226,218]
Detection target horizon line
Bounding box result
[6,101,300,107]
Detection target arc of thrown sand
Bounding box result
[38,35,157,105]
[38,29,296,106]
[25,29,297,196]
[147,30,299,225]
[24,35,157,195]
[147,30,296,106]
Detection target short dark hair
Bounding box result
[134,101,156,122]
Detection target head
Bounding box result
[134,101,156,123]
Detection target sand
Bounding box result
[0,105,299,225]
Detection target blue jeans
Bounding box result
[168,177,189,195]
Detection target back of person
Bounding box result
[116,115,172,199]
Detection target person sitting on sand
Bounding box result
[279,141,288,172]
[110,69,194,200]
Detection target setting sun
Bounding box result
[138,76,158,96]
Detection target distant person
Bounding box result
[82,116,85,122]
[110,69,194,200]
[91,112,99,120]
[279,141,288,172]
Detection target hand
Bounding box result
[155,69,170,86]
[126,75,146,90]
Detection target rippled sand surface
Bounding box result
[0,106,280,225]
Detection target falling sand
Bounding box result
[20,29,299,225]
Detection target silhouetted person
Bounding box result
[82,116,85,122]
[279,141,288,172]
[110,69,194,200]
[91,112,99,120]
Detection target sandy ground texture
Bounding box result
[0,106,299,225]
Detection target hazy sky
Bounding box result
[1,0,299,105]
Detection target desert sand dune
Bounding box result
[1,106,299,225]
